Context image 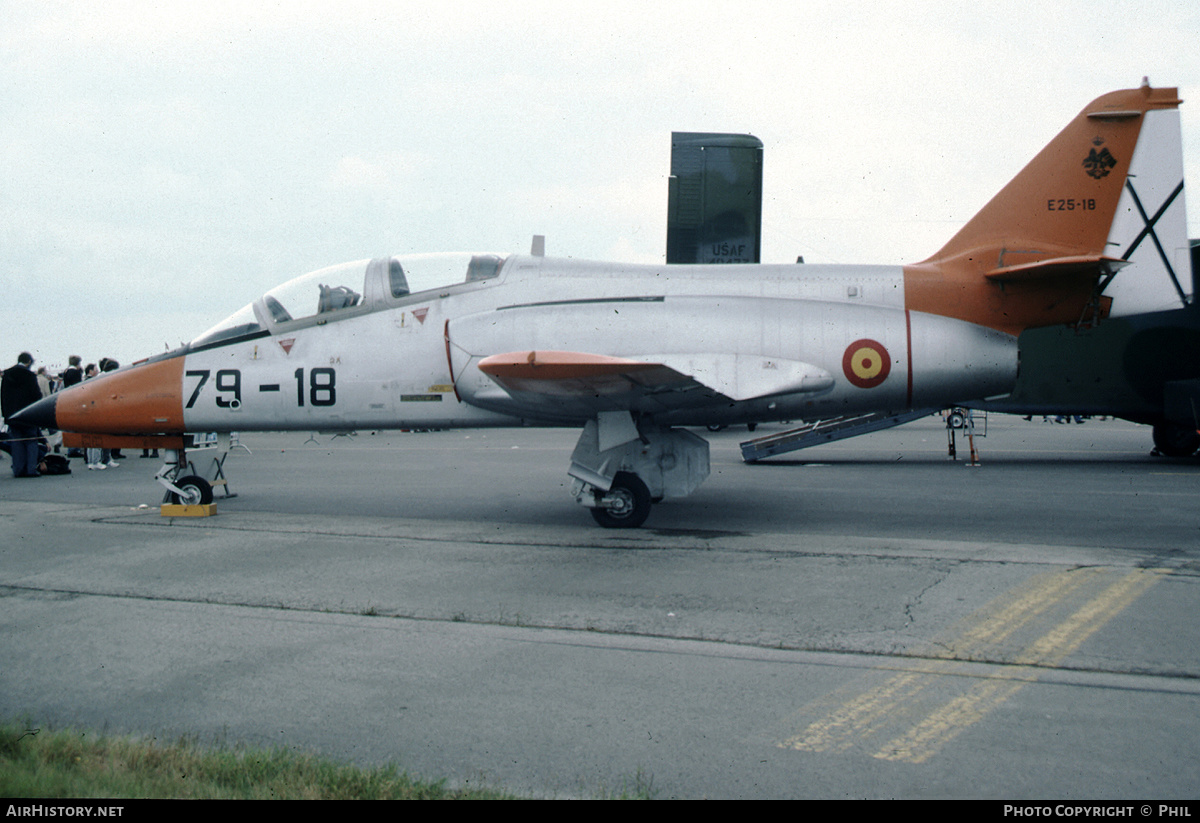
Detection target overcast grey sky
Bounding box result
[4,0,1199,369]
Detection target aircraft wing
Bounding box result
[474,350,833,418]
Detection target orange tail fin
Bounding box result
[905,82,1186,335]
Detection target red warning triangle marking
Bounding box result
[413,308,429,325]
[279,338,295,354]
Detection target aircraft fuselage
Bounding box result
[15,84,1181,527]
[63,255,1016,438]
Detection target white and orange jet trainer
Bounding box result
[14,82,1189,527]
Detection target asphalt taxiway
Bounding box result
[2,415,1199,798]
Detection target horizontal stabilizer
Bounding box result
[984,254,1129,282]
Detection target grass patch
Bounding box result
[0,719,520,799]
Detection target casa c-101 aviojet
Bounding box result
[14,82,1190,527]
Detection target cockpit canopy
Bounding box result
[191,252,507,349]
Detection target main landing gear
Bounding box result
[568,413,710,529]
[588,472,653,528]
[1151,422,1200,457]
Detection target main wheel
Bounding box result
[590,472,652,529]
[1152,423,1200,457]
[169,475,214,505]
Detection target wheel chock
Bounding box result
[160,503,218,517]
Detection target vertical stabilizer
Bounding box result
[904,83,1185,335]
[667,132,763,264]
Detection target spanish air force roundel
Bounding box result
[842,339,891,389]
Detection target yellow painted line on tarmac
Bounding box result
[1014,568,1166,668]
[783,670,930,754]
[929,566,1103,656]
[871,677,1028,763]
[780,568,1098,755]
[780,567,1170,763]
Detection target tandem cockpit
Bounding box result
[190,252,510,350]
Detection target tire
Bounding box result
[706,424,727,432]
[590,472,652,529]
[947,410,966,428]
[170,475,214,505]
[1152,423,1200,457]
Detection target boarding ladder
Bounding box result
[739,409,937,462]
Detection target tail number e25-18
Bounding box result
[184,368,337,409]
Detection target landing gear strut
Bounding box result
[569,413,710,529]
[155,449,208,504]
[154,435,239,504]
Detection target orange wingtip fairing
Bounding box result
[55,357,186,435]
[477,351,660,381]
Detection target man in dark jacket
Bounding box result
[60,356,84,456]
[2,352,44,477]
[61,355,83,388]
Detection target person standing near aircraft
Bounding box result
[61,356,84,457]
[82,362,117,470]
[35,366,64,453]
[1,352,44,477]
[99,358,126,461]
[35,366,55,396]
[61,355,83,389]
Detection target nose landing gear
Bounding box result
[154,435,241,507]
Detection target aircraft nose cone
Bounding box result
[40,356,187,435]
[9,394,57,430]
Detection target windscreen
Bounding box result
[190,303,263,348]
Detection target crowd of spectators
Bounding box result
[1,351,127,476]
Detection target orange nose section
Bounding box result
[56,357,186,434]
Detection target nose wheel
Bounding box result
[168,474,214,506]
